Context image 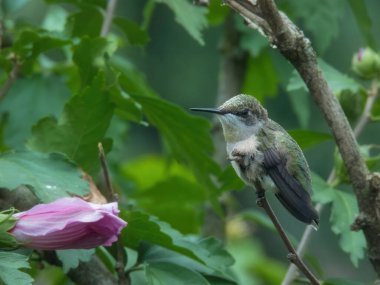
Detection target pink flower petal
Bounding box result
[10,197,127,250]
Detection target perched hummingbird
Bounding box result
[191,94,319,228]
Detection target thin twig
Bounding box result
[0,57,20,100]
[354,81,379,137]
[98,143,128,285]
[254,182,320,285]
[282,83,379,284]
[98,143,116,201]
[100,0,118,37]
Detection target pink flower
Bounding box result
[9,197,127,250]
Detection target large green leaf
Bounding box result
[121,210,234,273]
[0,251,33,285]
[324,278,364,285]
[348,0,377,49]
[330,191,366,266]
[13,29,69,61]
[0,151,89,202]
[0,213,18,248]
[145,262,210,285]
[132,176,206,234]
[56,249,95,273]
[207,0,229,26]
[114,17,150,46]
[66,5,103,37]
[72,37,110,86]
[242,52,279,102]
[131,95,219,179]
[0,75,69,149]
[235,20,268,57]
[312,173,366,266]
[287,90,310,128]
[287,0,344,52]
[140,244,235,282]
[155,0,208,45]
[27,73,114,174]
[288,129,331,149]
[287,60,364,95]
[287,60,365,126]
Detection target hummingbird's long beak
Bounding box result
[190,108,223,114]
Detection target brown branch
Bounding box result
[254,182,320,285]
[283,80,380,284]
[98,143,128,285]
[223,0,380,278]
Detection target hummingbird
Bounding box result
[191,94,319,228]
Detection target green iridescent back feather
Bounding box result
[258,119,312,194]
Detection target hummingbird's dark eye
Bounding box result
[236,109,250,118]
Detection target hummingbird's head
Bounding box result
[191,94,268,142]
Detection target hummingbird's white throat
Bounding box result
[218,113,263,143]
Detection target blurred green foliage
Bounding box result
[0,0,379,284]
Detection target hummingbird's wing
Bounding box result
[262,148,319,226]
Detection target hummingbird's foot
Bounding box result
[227,156,241,163]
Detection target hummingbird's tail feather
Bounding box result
[263,149,319,226]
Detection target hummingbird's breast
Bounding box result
[227,135,266,186]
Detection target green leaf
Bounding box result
[242,52,279,102]
[324,278,364,285]
[132,176,206,233]
[56,249,95,273]
[1,0,29,15]
[121,210,234,272]
[114,17,150,46]
[67,5,103,37]
[0,213,18,248]
[27,73,114,174]
[140,245,235,281]
[311,173,366,266]
[218,165,245,192]
[241,210,274,232]
[145,262,210,285]
[0,251,33,285]
[235,20,268,57]
[121,155,196,190]
[287,60,365,127]
[0,151,89,202]
[287,0,344,52]
[348,0,377,49]
[13,30,69,61]
[287,60,364,95]
[73,37,109,86]
[227,239,285,285]
[0,75,69,149]
[330,190,366,266]
[207,0,229,26]
[42,5,69,32]
[311,172,336,204]
[155,0,208,45]
[288,129,331,149]
[287,90,310,128]
[123,94,220,203]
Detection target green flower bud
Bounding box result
[336,89,365,122]
[352,48,380,79]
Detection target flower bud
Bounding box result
[352,48,380,79]
[8,197,127,250]
[336,89,365,122]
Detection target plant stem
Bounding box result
[98,143,128,285]
[282,81,379,284]
[100,0,118,37]
[254,182,320,285]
